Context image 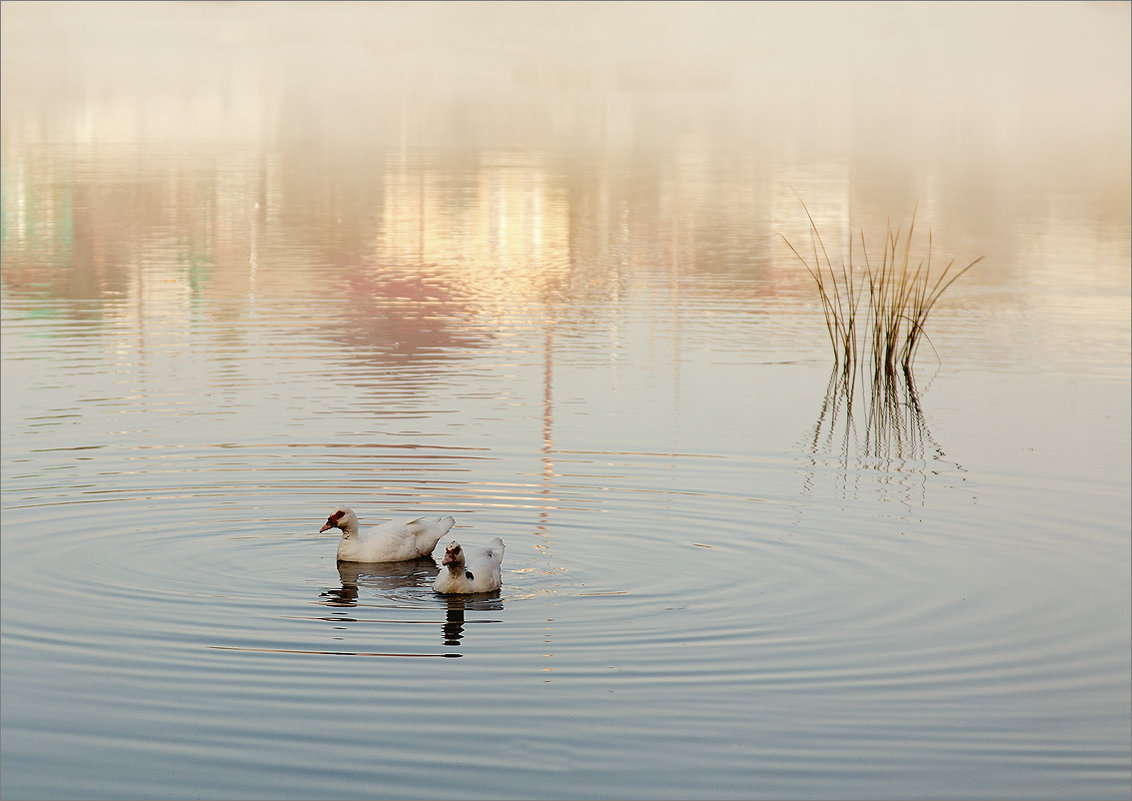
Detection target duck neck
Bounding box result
[445,557,468,576]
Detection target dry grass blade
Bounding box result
[781,200,980,378]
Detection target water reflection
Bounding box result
[804,365,963,505]
[316,264,490,368]
[441,595,505,647]
[320,558,439,607]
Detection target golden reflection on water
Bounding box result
[1,1,1128,467]
[377,150,573,311]
[4,2,1128,315]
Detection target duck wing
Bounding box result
[461,537,505,564]
[357,515,455,561]
[463,538,505,591]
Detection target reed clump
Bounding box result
[782,202,982,378]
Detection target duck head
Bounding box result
[441,541,465,569]
[320,507,359,538]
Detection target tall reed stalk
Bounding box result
[782,202,981,377]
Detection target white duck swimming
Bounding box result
[320,507,455,563]
[432,538,505,594]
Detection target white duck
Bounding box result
[433,538,505,594]
[319,507,455,563]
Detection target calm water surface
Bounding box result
[2,3,1130,800]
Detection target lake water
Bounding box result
[2,3,1129,799]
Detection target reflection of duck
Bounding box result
[433,539,505,594]
[440,595,504,646]
[320,558,440,607]
[319,507,455,562]
[443,597,466,646]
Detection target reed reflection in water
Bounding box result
[803,364,966,509]
[1,3,1129,800]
